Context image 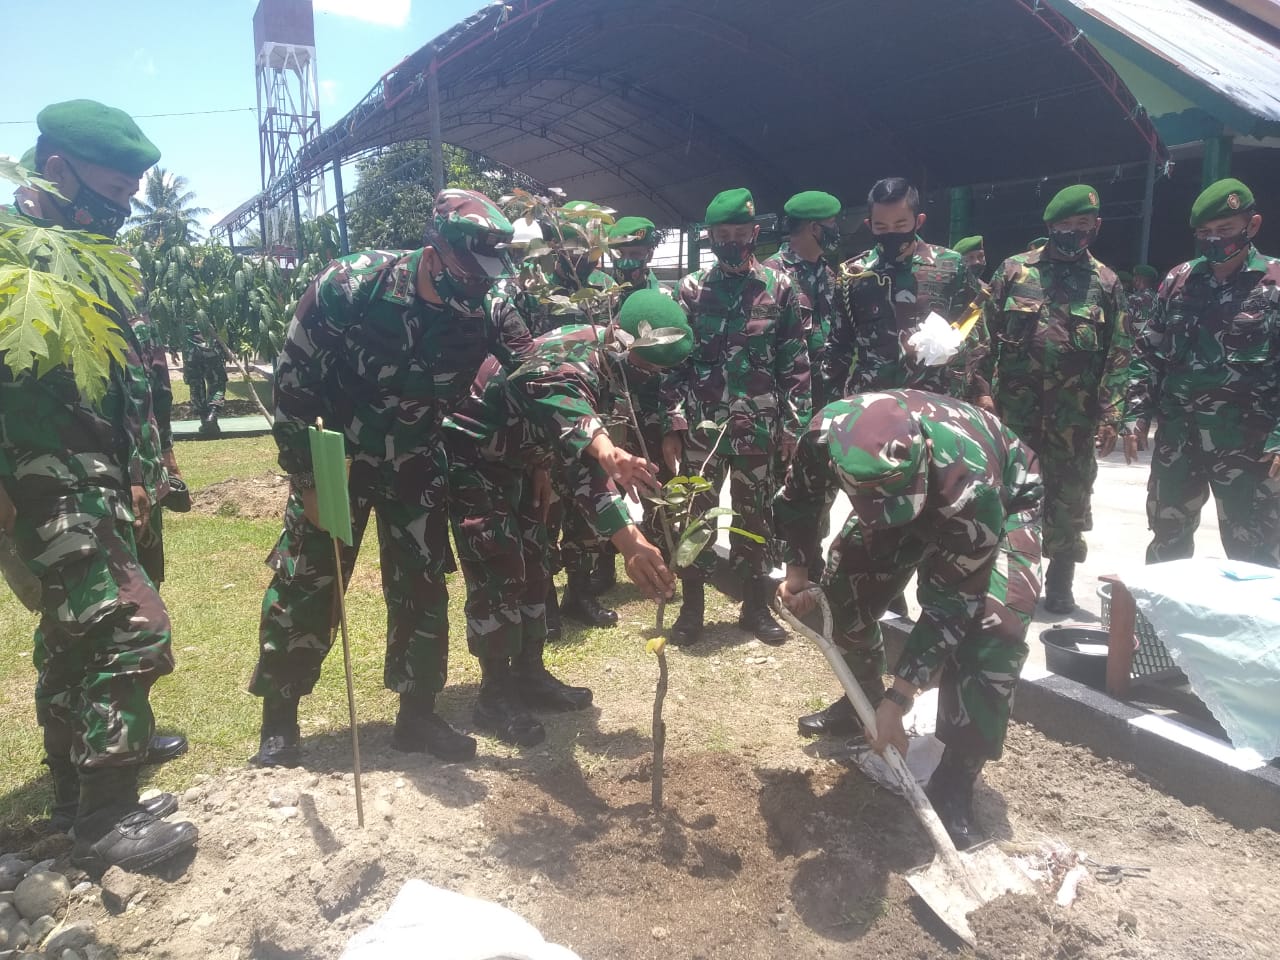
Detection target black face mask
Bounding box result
[57,159,132,238]
[875,230,916,262]
[711,239,755,268]
[819,224,841,256]
[1048,227,1096,258]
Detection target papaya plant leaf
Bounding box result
[674,525,715,569]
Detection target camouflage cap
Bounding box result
[36,99,160,175]
[618,289,693,368]
[1190,178,1255,227]
[1043,184,1100,224]
[953,235,983,255]
[705,188,755,225]
[1132,264,1158,279]
[783,190,840,221]
[608,215,658,246]
[425,188,516,280]
[825,394,928,529]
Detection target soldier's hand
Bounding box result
[162,447,182,477]
[1268,453,1280,480]
[531,467,553,524]
[1124,434,1139,465]
[131,485,151,530]
[869,698,910,759]
[974,394,996,413]
[614,526,675,599]
[661,432,683,475]
[779,433,797,464]
[602,449,660,501]
[0,484,15,534]
[299,487,322,527]
[1135,419,1150,451]
[1095,424,1118,458]
[776,576,816,618]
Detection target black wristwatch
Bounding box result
[883,687,914,711]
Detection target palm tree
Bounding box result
[130,167,210,244]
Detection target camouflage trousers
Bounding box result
[682,446,774,583]
[185,353,227,417]
[546,459,604,577]
[250,467,452,702]
[449,459,551,659]
[22,505,174,769]
[1004,411,1095,561]
[1146,421,1280,568]
[824,510,1042,760]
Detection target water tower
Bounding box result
[254,0,325,249]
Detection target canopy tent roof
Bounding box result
[1048,0,1280,144]
[218,0,1165,232]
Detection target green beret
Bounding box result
[1190,178,1255,227]
[783,190,841,221]
[1133,264,1158,280]
[608,216,657,245]
[18,146,37,172]
[36,99,160,175]
[618,289,692,368]
[705,188,756,225]
[824,394,928,529]
[953,235,983,255]
[1043,184,1100,224]
[1116,270,1132,284]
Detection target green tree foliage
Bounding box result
[130,167,210,245]
[0,159,138,406]
[348,142,536,250]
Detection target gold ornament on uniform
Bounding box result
[1227,192,1241,210]
[745,199,754,216]
[1087,191,1098,207]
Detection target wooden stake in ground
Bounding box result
[309,418,364,827]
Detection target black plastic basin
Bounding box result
[1040,626,1110,690]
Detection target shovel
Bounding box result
[774,588,1032,946]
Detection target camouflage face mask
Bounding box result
[1195,226,1251,264]
[711,238,755,268]
[1048,227,1095,258]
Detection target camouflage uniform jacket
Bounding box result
[662,259,812,454]
[764,242,836,400]
[0,204,164,572]
[487,264,616,338]
[827,241,984,399]
[272,248,533,477]
[974,248,1131,426]
[1131,246,1280,454]
[775,390,1042,689]
[443,325,632,538]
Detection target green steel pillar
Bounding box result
[948,186,973,247]
[1202,136,1233,188]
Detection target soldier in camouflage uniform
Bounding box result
[825,178,986,401]
[776,390,1043,847]
[445,293,684,744]
[973,184,1131,613]
[486,213,621,629]
[1125,265,1160,451]
[954,235,989,292]
[1131,178,1280,567]
[593,215,669,592]
[2,100,196,872]
[183,330,228,437]
[249,189,529,767]
[661,188,812,645]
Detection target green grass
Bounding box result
[170,376,271,408]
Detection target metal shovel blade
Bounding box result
[904,840,1036,946]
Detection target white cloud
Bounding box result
[313,0,411,28]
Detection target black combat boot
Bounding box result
[797,696,865,740]
[561,570,619,627]
[1043,558,1077,614]
[391,690,476,762]
[45,753,177,834]
[199,405,223,438]
[925,747,987,850]
[71,767,198,875]
[586,545,618,596]
[249,696,301,768]
[513,637,593,712]
[146,734,189,764]
[668,579,705,646]
[738,578,787,644]
[544,584,564,641]
[473,657,546,746]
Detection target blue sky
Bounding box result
[4,0,484,232]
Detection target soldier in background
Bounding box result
[1126,264,1160,451]
[661,188,811,646]
[249,189,528,768]
[184,330,228,438]
[973,184,1131,614]
[953,235,988,289]
[3,99,196,872]
[776,390,1043,847]
[1132,178,1280,567]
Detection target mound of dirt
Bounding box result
[192,474,289,521]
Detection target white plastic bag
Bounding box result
[906,312,964,366]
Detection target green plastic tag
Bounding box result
[308,425,353,545]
